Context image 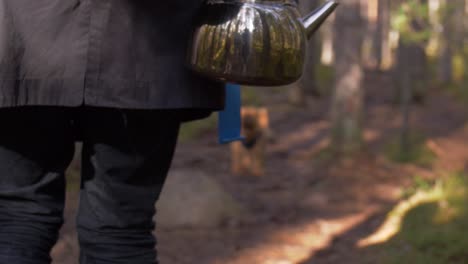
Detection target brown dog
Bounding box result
[230,107,270,177]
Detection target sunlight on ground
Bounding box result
[217,212,376,264]
[357,172,468,264]
[357,187,444,248]
[270,121,329,154]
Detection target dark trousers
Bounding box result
[0,106,182,264]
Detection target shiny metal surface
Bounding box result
[188,0,338,86]
[303,1,339,39]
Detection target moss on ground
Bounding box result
[366,172,468,264]
[384,132,436,167]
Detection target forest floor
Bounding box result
[51,71,468,264]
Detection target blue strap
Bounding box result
[218,84,244,144]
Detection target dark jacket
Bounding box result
[0,0,225,112]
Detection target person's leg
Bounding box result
[77,107,180,264]
[0,107,75,264]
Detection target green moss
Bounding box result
[369,172,468,264]
[401,175,435,199]
[384,132,436,167]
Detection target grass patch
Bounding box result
[384,132,436,167]
[363,171,468,264]
[178,114,217,142]
[400,175,435,199]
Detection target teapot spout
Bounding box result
[302,0,339,40]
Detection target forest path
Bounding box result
[52,72,468,264]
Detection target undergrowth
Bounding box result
[384,131,436,167]
[366,171,468,264]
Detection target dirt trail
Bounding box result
[52,71,468,264]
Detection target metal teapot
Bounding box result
[187,0,339,86]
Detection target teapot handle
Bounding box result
[218,84,244,144]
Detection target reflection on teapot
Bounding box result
[188,0,339,86]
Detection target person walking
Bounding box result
[0,1,224,263]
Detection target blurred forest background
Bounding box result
[53,0,468,263]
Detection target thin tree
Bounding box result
[392,0,431,155]
[330,0,365,154]
[393,0,430,103]
[437,0,456,85]
[374,0,391,70]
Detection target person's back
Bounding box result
[0,1,224,263]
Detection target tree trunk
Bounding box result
[438,23,453,84]
[453,0,466,51]
[452,0,468,85]
[374,0,391,70]
[361,0,375,67]
[399,44,412,154]
[330,0,364,154]
[394,0,430,103]
[438,0,454,84]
